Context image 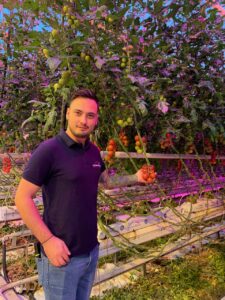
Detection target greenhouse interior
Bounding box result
[0,1,225,299]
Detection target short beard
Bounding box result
[68,125,91,139]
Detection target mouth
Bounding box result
[77,126,89,130]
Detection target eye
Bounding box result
[75,111,82,116]
[87,114,95,119]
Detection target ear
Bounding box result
[66,107,70,120]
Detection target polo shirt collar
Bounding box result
[59,129,91,149]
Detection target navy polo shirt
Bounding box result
[23,130,105,256]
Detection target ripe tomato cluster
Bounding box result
[2,157,12,174]
[134,135,147,154]
[119,131,129,147]
[141,164,157,183]
[160,133,173,149]
[105,139,117,162]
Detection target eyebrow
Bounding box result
[73,109,97,115]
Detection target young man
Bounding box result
[15,89,148,300]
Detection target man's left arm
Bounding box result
[99,169,147,189]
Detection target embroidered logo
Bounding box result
[92,161,101,168]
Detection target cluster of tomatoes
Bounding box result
[120,56,128,68]
[0,128,16,153]
[119,131,129,147]
[160,133,173,149]
[117,117,133,128]
[105,139,117,162]
[141,164,157,183]
[53,70,71,91]
[62,5,80,29]
[134,135,147,154]
[2,157,12,174]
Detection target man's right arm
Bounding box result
[15,178,71,266]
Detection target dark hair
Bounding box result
[68,88,99,107]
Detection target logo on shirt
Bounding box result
[92,161,101,168]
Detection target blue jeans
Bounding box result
[36,244,99,300]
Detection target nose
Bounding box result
[80,114,87,125]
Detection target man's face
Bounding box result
[66,97,98,142]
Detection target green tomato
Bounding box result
[137,148,143,154]
[107,17,113,23]
[117,120,124,126]
[127,117,133,124]
[51,29,58,38]
[63,6,69,14]
[122,57,127,63]
[121,62,126,68]
[42,48,49,58]
[73,20,80,26]
[85,55,91,62]
[80,52,86,59]
[68,19,73,26]
[58,78,65,86]
[53,83,61,91]
[62,71,71,80]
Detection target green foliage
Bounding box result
[0,223,24,238]
[92,241,225,300]
[167,259,204,290]
[1,0,224,153]
[208,244,225,283]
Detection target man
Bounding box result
[15,89,148,300]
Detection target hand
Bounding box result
[42,236,71,267]
[136,164,157,184]
[136,169,147,183]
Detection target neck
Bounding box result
[66,129,87,145]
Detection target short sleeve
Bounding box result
[23,141,53,187]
